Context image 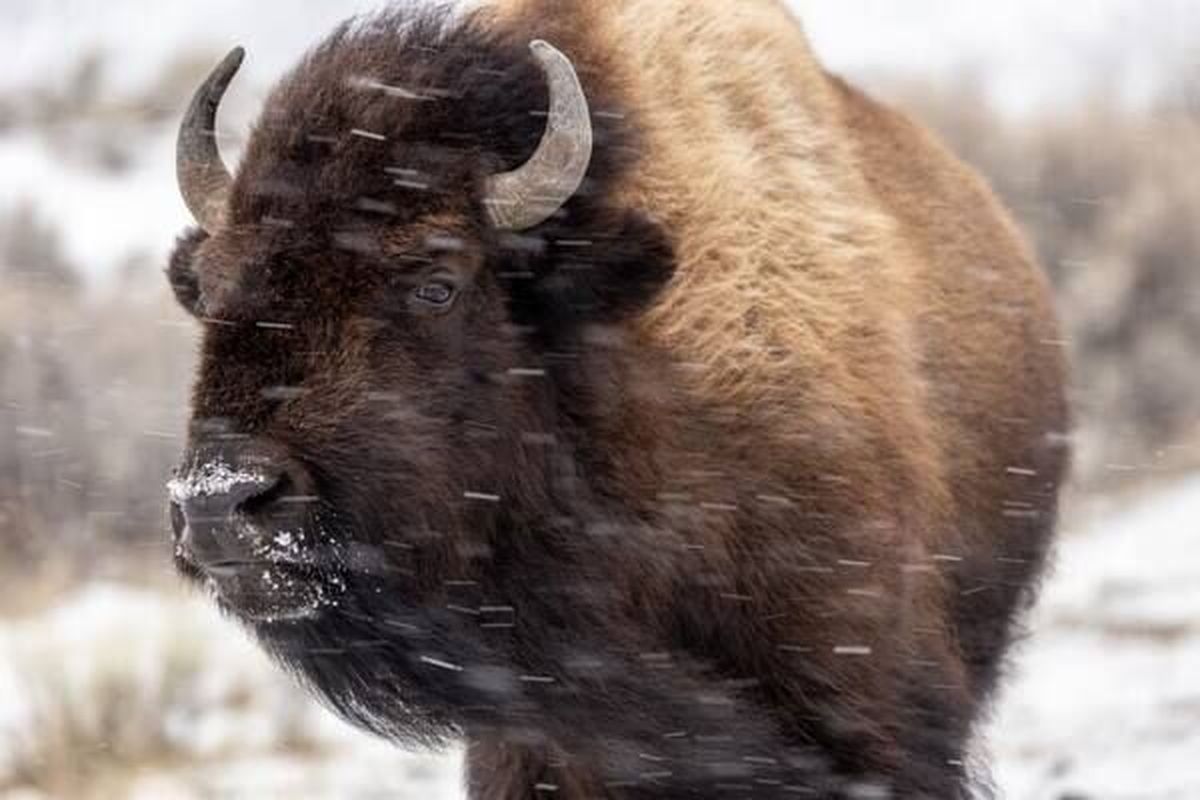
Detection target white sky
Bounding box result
[794,0,1198,110]
[2,0,1196,109]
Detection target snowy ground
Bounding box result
[1,476,1198,799]
[989,477,1200,800]
[0,585,463,800]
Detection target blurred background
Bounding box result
[1,1,1198,798]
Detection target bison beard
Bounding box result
[165,2,1069,798]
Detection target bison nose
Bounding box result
[169,463,289,570]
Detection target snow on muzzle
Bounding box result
[167,441,342,621]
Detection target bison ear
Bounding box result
[577,210,676,322]
[503,209,676,335]
[166,227,208,317]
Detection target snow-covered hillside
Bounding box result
[2,477,1198,799]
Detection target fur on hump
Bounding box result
[476,0,946,494]
[606,0,921,415]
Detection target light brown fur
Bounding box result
[475,0,1069,787]
[498,0,1068,666]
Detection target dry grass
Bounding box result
[0,269,195,603]
[3,636,202,797]
[0,587,323,799]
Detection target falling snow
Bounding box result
[0,478,1195,796]
[2,2,1198,797]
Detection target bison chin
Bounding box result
[193,559,345,625]
[171,501,350,624]
[243,561,497,749]
[199,496,496,746]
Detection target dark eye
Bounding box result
[411,280,457,310]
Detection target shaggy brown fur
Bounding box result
[167,1,1069,798]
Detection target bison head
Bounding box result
[165,14,674,741]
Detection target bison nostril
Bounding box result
[169,451,315,571]
[170,499,187,539]
[239,472,292,518]
[170,468,285,565]
[221,472,284,513]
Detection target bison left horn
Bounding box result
[483,41,594,231]
[177,47,244,232]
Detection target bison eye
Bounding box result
[411,280,457,310]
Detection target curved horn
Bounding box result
[177,47,244,232]
[484,40,594,230]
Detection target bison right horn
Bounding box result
[483,40,594,231]
[177,47,244,233]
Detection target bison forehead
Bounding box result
[189,321,383,444]
[182,218,485,326]
[226,9,553,232]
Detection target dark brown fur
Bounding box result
[167,2,1070,798]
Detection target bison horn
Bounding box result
[483,40,594,230]
[177,47,244,232]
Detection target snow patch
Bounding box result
[0,584,463,797]
[167,460,273,504]
[987,476,1200,799]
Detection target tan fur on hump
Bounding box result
[494,0,947,502]
[488,0,933,435]
[480,0,1069,537]
[611,0,924,405]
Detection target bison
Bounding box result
[165,1,1069,797]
